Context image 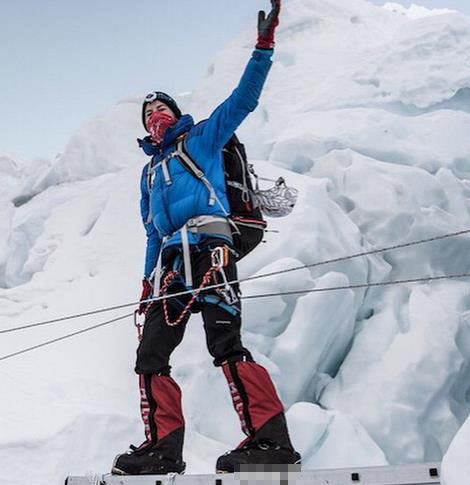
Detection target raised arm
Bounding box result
[194,0,281,156]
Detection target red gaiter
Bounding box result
[147,111,176,144]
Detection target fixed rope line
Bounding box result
[2,228,470,335]
[240,273,470,300]
[0,312,133,362]
[241,228,470,284]
[2,273,470,363]
[0,302,143,335]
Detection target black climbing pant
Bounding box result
[135,238,252,374]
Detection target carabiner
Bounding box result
[211,246,227,270]
[134,310,144,341]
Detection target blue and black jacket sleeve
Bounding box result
[140,164,162,279]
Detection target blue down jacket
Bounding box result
[138,49,273,278]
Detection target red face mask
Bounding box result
[147,111,176,144]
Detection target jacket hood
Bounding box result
[137,114,194,156]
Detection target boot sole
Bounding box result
[111,467,186,476]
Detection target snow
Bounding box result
[1,0,470,484]
[383,3,456,19]
[287,402,387,469]
[442,412,470,484]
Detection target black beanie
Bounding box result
[142,91,182,131]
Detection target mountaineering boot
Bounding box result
[217,360,301,473]
[112,374,186,475]
[112,428,186,475]
[112,429,186,475]
[216,413,301,473]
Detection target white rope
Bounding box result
[2,272,470,363]
[2,228,470,335]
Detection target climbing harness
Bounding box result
[160,245,237,327]
[168,215,233,289]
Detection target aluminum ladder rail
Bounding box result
[65,462,441,485]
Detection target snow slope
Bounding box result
[1,1,470,484]
[383,3,456,19]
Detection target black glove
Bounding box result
[256,0,281,50]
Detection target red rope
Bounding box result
[162,267,217,327]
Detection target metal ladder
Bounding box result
[65,462,441,485]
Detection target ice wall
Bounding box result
[1,1,470,483]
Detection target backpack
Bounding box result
[176,133,267,261]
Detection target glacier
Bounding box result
[1,1,470,484]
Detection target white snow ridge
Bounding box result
[1,1,470,484]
